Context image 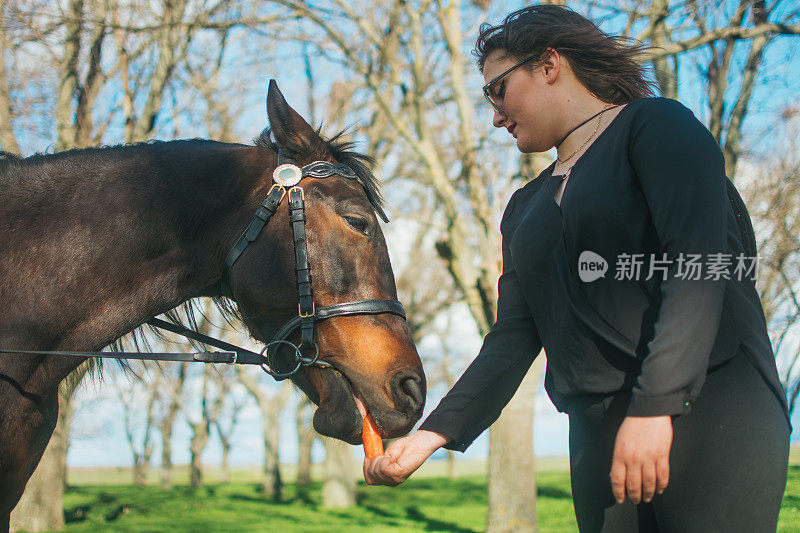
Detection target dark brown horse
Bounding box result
[0,82,425,525]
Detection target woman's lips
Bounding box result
[508,124,517,137]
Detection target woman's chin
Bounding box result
[514,135,547,154]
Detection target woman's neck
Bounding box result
[553,91,613,156]
[552,103,627,175]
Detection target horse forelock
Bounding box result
[254,127,385,216]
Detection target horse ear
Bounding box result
[267,79,321,151]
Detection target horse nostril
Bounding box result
[391,369,426,413]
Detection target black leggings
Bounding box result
[568,345,790,533]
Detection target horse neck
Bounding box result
[0,142,270,375]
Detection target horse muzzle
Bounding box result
[309,364,426,444]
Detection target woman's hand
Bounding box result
[363,429,450,486]
[610,415,673,504]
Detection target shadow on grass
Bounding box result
[64,505,91,524]
[104,504,133,522]
[355,501,480,532]
[64,489,121,524]
[356,477,487,509]
[227,492,290,505]
[404,505,479,533]
[538,486,572,500]
[294,485,316,505]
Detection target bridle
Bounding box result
[215,151,406,379]
[0,152,407,381]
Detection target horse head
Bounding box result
[224,81,425,444]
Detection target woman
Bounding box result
[363,5,791,532]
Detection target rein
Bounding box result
[0,152,406,381]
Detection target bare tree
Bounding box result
[212,368,245,484]
[154,362,189,488]
[264,2,568,526]
[486,359,544,533]
[295,397,317,489]
[429,316,470,479]
[0,0,20,153]
[10,376,83,532]
[742,105,800,410]
[321,437,356,508]
[3,0,288,521]
[236,368,293,500]
[183,365,227,490]
[117,364,159,486]
[600,0,800,179]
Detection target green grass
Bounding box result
[42,451,800,532]
[57,475,575,533]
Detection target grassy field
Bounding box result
[46,449,800,532]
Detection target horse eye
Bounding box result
[344,215,370,235]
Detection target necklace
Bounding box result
[556,103,619,164]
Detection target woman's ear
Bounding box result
[541,48,562,84]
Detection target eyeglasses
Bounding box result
[482,55,538,113]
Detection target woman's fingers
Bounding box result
[610,458,627,504]
[625,464,642,504]
[363,437,417,486]
[364,454,404,486]
[641,461,657,503]
[656,456,670,494]
[610,415,674,504]
[611,452,668,504]
[364,453,388,485]
[362,430,450,487]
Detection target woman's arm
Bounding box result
[626,98,728,417]
[611,98,728,504]
[364,190,544,485]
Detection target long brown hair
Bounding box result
[475,5,658,104]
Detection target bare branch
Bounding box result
[0,0,20,153]
[643,21,800,60]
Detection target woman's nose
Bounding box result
[492,106,507,128]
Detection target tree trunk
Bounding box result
[321,438,355,508]
[296,399,314,487]
[159,362,187,489]
[261,404,282,500]
[220,442,231,484]
[132,456,148,486]
[10,375,83,532]
[160,424,174,488]
[486,355,544,533]
[446,449,456,479]
[235,368,289,500]
[189,428,208,490]
[0,0,20,154]
[55,0,82,150]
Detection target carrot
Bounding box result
[362,412,384,459]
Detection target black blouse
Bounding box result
[419,97,789,452]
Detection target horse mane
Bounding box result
[110,297,241,356]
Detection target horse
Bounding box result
[0,80,425,525]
